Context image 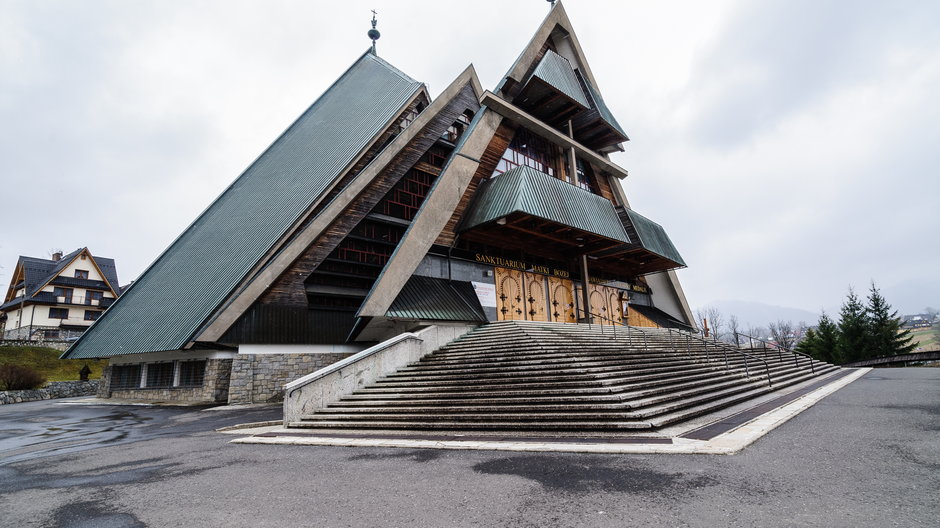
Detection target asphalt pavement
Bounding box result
[0,367,937,527]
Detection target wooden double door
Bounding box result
[582,283,627,326]
[495,268,576,323]
[494,267,641,326]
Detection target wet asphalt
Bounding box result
[0,368,937,528]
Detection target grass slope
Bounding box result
[909,327,940,351]
[0,346,108,382]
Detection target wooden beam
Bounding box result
[480,91,629,180]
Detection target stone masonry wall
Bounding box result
[0,380,99,405]
[102,358,234,404]
[0,340,70,351]
[229,353,354,404]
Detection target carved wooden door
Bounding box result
[524,273,548,321]
[495,267,525,321]
[607,288,626,325]
[588,284,610,325]
[548,277,576,323]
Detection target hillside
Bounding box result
[0,346,108,382]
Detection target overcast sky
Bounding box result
[2,0,938,321]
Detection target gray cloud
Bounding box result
[1,0,936,321]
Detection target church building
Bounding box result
[63,3,694,404]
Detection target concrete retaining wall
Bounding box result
[0,380,99,405]
[229,352,355,404]
[283,324,475,424]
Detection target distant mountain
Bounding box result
[694,300,821,330]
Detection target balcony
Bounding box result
[54,295,113,307]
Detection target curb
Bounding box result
[228,368,870,454]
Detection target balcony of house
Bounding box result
[50,294,115,308]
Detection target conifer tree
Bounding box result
[866,282,916,357]
[836,288,869,363]
[814,312,840,363]
[795,328,818,357]
[797,312,840,363]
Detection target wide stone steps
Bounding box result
[328,363,829,414]
[289,321,840,433]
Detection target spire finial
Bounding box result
[547,0,557,7]
[368,9,381,54]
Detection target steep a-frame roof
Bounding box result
[63,51,424,359]
[496,1,627,151]
[2,248,120,310]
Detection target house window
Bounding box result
[53,287,73,304]
[86,290,103,305]
[74,270,89,279]
[146,363,174,389]
[111,364,142,390]
[49,308,69,319]
[178,360,207,387]
[84,310,101,321]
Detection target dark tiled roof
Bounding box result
[387,276,487,322]
[63,52,423,359]
[6,248,120,301]
[49,277,111,290]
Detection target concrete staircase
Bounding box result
[288,320,839,433]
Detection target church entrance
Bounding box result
[494,267,560,322]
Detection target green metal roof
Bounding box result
[386,275,486,322]
[579,72,628,140]
[528,50,590,108]
[630,304,693,331]
[63,51,423,359]
[458,165,630,243]
[622,208,686,267]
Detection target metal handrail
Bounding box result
[579,309,771,386]
[685,328,772,386]
[734,332,816,374]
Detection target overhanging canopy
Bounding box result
[458,165,630,244]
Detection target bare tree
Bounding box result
[792,321,809,346]
[694,306,724,340]
[727,314,741,346]
[705,306,724,341]
[769,320,796,350]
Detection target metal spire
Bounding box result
[547,0,556,7]
[368,10,381,54]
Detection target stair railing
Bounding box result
[683,328,773,387]
[578,310,766,385]
[733,332,816,374]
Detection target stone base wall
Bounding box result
[0,380,99,405]
[229,353,354,404]
[0,340,70,351]
[99,358,233,404]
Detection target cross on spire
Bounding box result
[368,9,381,54]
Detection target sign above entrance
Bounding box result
[466,250,649,295]
[474,253,570,278]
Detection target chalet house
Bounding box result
[901,315,933,328]
[63,3,696,405]
[1,248,121,341]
